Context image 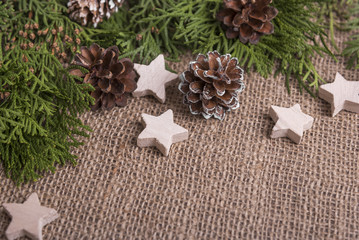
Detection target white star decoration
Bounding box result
[319,72,359,117]
[133,54,178,103]
[137,109,188,156]
[2,193,59,240]
[269,104,314,144]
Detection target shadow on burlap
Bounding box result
[0,29,358,239]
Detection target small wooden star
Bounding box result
[2,193,59,240]
[269,104,314,144]
[133,54,178,103]
[319,72,359,117]
[137,109,188,156]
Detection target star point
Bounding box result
[319,72,359,117]
[133,54,178,103]
[269,104,314,144]
[137,109,188,156]
[2,193,59,240]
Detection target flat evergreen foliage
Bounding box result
[0,1,93,184]
[343,1,359,69]
[87,0,336,95]
[0,0,352,184]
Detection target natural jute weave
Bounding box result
[0,30,358,239]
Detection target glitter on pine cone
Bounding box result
[70,43,137,111]
[217,0,278,44]
[178,51,245,121]
[68,0,124,27]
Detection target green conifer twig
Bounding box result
[0,0,94,184]
[87,0,337,94]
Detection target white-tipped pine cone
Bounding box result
[179,51,245,121]
[68,0,124,27]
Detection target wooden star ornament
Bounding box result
[269,104,314,144]
[2,193,59,240]
[319,72,359,117]
[137,109,188,156]
[133,54,178,103]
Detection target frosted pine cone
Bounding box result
[68,0,124,27]
[179,51,245,121]
[217,0,278,44]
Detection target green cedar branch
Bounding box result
[88,0,338,94]
[0,0,94,184]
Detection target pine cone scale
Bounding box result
[101,93,116,110]
[203,99,216,111]
[208,52,221,69]
[225,1,242,11]
[217,91,234,104]
[120,77,137,92]
[225,81,242,90]
[190,102,202,114]
[101,51,116,70]
[194,69,213,83]
[240,24,253,38]
[74,55,92,68]
[248,18,265,31]
[263,7,279,21]
[226,28,240,39]
[119,59,134,75]
[182,71,196,83]
[187,92,201,103]
[226,59,242,73]
[91,87,102,99]
[109,79,124,94]
[179,82,190,94]
[213,80,226,95]
[80,47,95,63]
[69,68,85,77]
[109,62,124,75]
[98,78,111,92]
[257,21,274,34]
[115,94,127,107]
[189,81,205,93]
[203,84,216,100]
[86,74,97,85]
[90,43,102,58]
[196,55,210,69]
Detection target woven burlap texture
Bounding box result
[0,30,358,239]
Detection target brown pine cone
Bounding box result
[68,0,124,27]
[70,43,137,111]
[178,51,245,121]
[217,0,278,44]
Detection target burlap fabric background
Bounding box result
[0,29,358,239]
